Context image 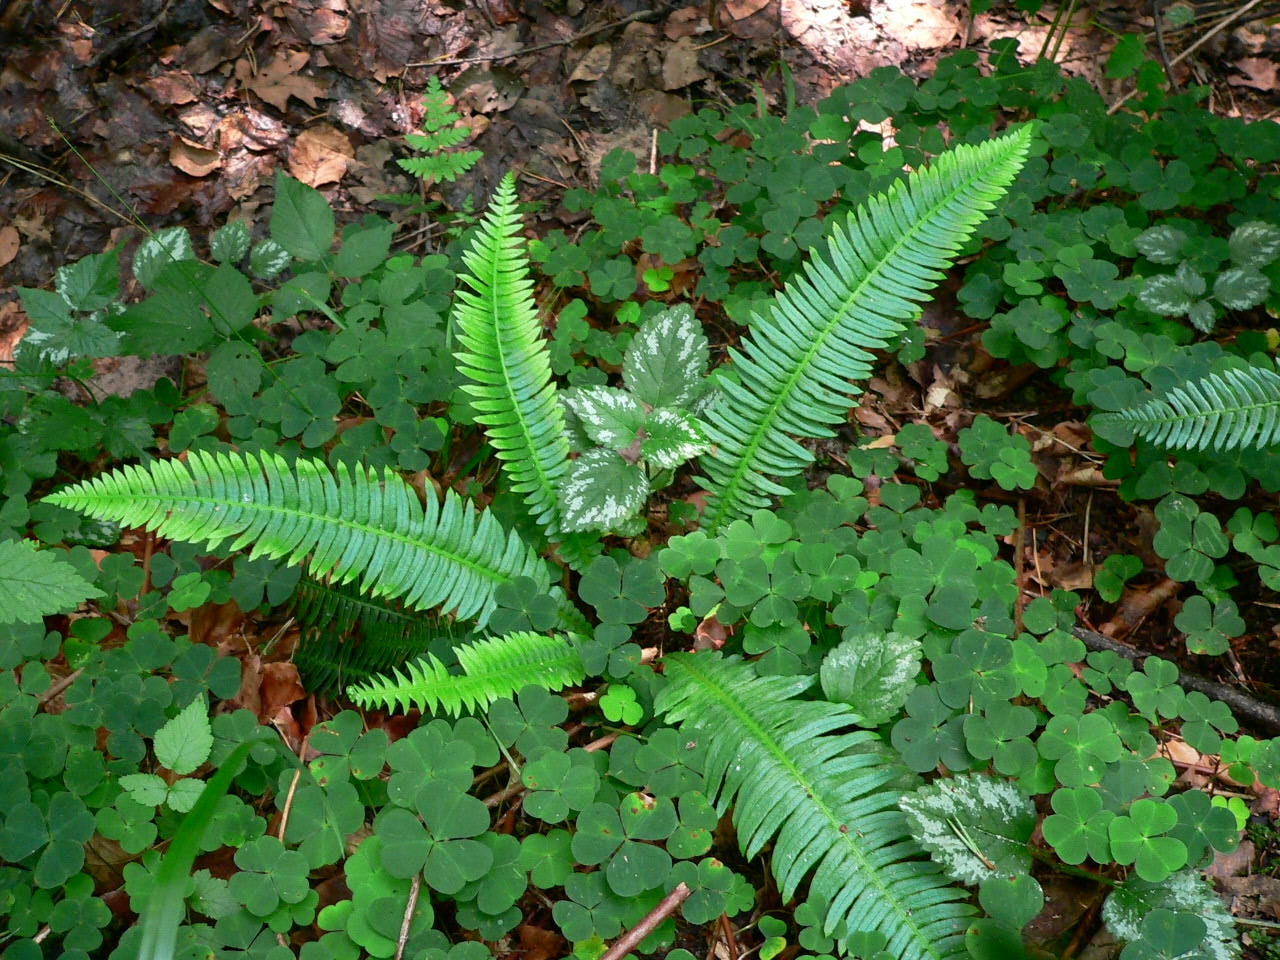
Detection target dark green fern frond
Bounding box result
[657,652,972,960]
[291,578,471,693]
[44,449,548,628]
[1093,362,1280,451]
[454,173,573,537]
[345,631,584,716]
[698,128,1033,532]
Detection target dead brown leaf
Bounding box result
[1230,57,1279,91]
[722,0,771,19]
[662,36,711,90]
[0,226,19,268]
[568,43,612,83]
[170,136,222,177]
[143,70,201,106]
[236,49,326,112]
[261,661,307,722]
[288,123,353,186]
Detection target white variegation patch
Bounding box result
[1134,224,1187,265]
[1228,220,1280,268]
[559,448,650,532]
[641,408,709,469]
[820,631,921,726]
[1102,869,1238,960]
[624,304,710,409]
[132,226,196,290]
[899,774,1035,887]
[563,386,646,450]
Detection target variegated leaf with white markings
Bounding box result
[641,408,708,470]
[563,386,646,450]
[624,304,710,409]
[899,774,1036,886]
[560,448,650,532]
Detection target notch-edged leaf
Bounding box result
[346,631,585,716]
[641,408,708,469]
[1228,220,1280,267]
[657,652,973,960]
[560,448,650,533]
[820,630,922,726]
[697,127,1032,531]
[1212,265,1269,311]
[1134,224,1188,265]
[271,171,335,262]
[43,448,549,628]
[899,774,1036,886]
[154,696,214,775]
[624,304,710,408]
[563,386,646,449]
[134,227,196,289]
[0,539,104,624]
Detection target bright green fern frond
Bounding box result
[454,172,573,537]
[1093,362,1280,451]
[43,449,548,628]
[345,631,585,716]
[657,652,972,960]
[699,128,1033,531]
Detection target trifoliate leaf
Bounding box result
[623,304,710,408]
[154,696,214,775]
[899,774,1036,886]
[563,386,646,450]
[0,539,104,624]
[820,630,921,725]
[1212,265,1269,311]
[1134,224,1188,265]
[641,408,708,469]
[560,449,650,532]
[1228,220,1280,267]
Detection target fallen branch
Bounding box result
[1073,625,1280,735]
[598,882,691,960]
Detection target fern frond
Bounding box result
[699,128,1032,531]
[1093,362,1280,451]
[291,578,469,693]
[345,631,585,716]
[657,653,972,960]
[43,449,548,628]
[454,173,573,537]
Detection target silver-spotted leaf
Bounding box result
[820,631,921,726]
[623,304,709,409]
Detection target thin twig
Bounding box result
[598,883,692,960]
[394,874,423,960]
[406,4,677,68]
[1151,0,1180,91]
[37,668,83,707]
[1108,0,1268,114]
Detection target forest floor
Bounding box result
[6,1,1280,957]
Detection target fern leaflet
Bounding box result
[657,652,972,960]
[1093,361,1280,451]
[454,172,573,537]
[698,127,1032,531]
[346,631,585,716]
[43,449,548,628]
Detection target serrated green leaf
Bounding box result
[623,304,709,408]
[134,227,195,289]
[1228,220,1280,267]
[560,449,650,532]
[56,248,120,311]
[154,696,214,775]
[271,171,335,262]
[820,630,921,725]
[563,386,646,449]
[119,773,170,807]
[211,220,252,264]
[1134,224,1187,265]
[1212,265,1269,310]
[641,408,708,469]
[0,540,104,624]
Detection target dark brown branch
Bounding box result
[1072,626,1280,736]
[598,882,691,960]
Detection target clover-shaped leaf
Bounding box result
[1037,712,1123,787]
[521,829,576,888]
[1108,798,1187,882]
[521,749,601,824]
[1105,871,1236,960]
[573,793,677,897]
[229,836,311,917]
[959,415,1037,491]
[900,774,1036,885]
[667,858,754,924]
[1043,787,1113,864]
[978,872,1043,931]
[1152,495,1228,584]
[659,531,722,579]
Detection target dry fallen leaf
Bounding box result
[0,225,19,268]
[143,69,201,105]
[568,43,612,83]
[662,36,711,90]
[236,49,326,112]
[170,136,222,177]
[288,123,353,186]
